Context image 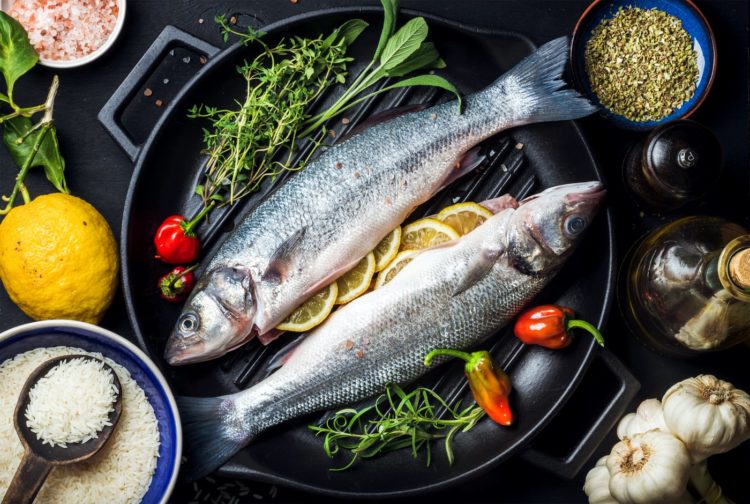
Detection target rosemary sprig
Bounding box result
[309,383,485,471]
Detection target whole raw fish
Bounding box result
[165,37,597,365]
[178,181,606,478]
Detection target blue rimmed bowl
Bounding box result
[571,0,717,130]
[0,320,181,504]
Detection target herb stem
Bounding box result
[0,123,51,214]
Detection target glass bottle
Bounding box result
[620,216,750,357]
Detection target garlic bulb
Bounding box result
[584,456,618,504]
[617,399,668,440]
[607,431,691,504]
[662,374,750,462]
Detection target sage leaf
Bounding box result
[379,17,428,71]
[0,12,38,99]
[373,0,398,62]
[385,42,442,77]
[380,74,462,110]
[336,19,369,47]
[3,117,68,194]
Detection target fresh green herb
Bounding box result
[189,20,360,207]
[0,12,67,214]
[309,383,485,471]
[189,0,459,212]
[584,7,698,122]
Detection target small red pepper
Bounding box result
[424,349,513,426]
[154,204,214,264]
[159,265,198,302]
[513,305,605,349]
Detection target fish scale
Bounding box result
[166,37,598,366]
[178,180,606,479]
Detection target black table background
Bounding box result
[0,1,748,503]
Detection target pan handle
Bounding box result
[519,349,640,479]
[97,25,220,162]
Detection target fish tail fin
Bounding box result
[498,36,597,123]
[177,395,254,480]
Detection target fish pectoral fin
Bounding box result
[481,194,519,214]
[262,226,308,284]
[440,146,487,190]
[452,247,503,297]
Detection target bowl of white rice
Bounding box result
[0,320,180,504]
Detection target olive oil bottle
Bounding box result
[621,216,750,357]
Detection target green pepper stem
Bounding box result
[424,348,473,367]
[167,264,199,290]
[566,319,605,347]
[182,202,216,235]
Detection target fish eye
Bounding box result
[178,313,199,336]
[564,215,587,236]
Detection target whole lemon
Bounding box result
[0,193,119,324]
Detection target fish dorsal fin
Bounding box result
[262,227,307,284]
[452,246,504,297]
[339,103,429,142]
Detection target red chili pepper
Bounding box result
[153,204,213,264]
[159,265,198,302]
[513,304,605,349]
[424,349,513,426]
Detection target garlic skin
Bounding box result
[617,399,669,440]
[607,431,691,504]
[584,456,618,504]
[662,374,750,463]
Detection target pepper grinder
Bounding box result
[624,120,722,212]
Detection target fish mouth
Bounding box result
[568,181,606,202]
[164,337,210,366]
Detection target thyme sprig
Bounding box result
[309,383,485,471]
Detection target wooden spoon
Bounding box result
[2,355,122,504]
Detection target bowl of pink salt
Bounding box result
[6,0,126,68]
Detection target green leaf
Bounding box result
[335,19,369,47]
[0,12,38,99]
[379,17,428,71]
[385,41,441,77]
[3,117,68,193]
[379,74,462,110]
[374,0,398,62]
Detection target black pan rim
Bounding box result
[118,6,615,498]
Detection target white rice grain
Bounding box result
[0,346,160,504]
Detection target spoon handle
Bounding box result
[3,451,52,504]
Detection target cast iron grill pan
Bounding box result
[99,7,635,498]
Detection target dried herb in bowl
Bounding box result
[584,7,698,123]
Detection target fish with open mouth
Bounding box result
[165,37,597,366]
[177,181,606,478]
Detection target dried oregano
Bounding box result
[584,7,699,122]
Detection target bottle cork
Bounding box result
[729,248,750,290]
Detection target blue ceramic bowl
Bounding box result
[0,321,181,503]
[571,0,716,130]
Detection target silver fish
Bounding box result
[165,37,597,365]
[177,181,606,478]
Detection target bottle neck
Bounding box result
[719,236,750,301]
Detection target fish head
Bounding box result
[165,266,257,366]
[506,181,605,275]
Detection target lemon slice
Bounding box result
[335,252,376,305]
[373,227,402,272]
[437,202,493,236]
[374,250,419,289]
[276,283,339,332]
[400,218,460,252]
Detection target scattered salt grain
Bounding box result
[9,0,120,62]
[25,357,117,447]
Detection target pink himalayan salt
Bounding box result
[8,0,119,62]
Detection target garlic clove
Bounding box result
[617,399,669,440]
[584,456,618,504]
[607,431,691,504]
[662,374,750,463]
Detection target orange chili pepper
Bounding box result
[424,349,513,426]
